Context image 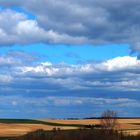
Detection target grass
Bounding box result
[0,119,139,139]
[0,119,38,124]
[120,128,140,131]
[11,129,140,140]
[129,123,140,125]
[0,119,95,139]
[0,137,15,140]
[0,119,101,139]
[0,119,97,128]
[0,119,77,126]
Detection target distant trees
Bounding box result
[100,110,118,129]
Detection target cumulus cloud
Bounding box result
[0,1,140,51]
[1,52,140,93]
[0,9,90,46]
[0,51,140,117]
[20,56,140,76]
[0,9,45,45]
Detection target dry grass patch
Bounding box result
[0,123,77,137]
[42,119,100,125]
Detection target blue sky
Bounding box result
[0,43,131,64]
[0,0,140,119]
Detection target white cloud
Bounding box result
[0,75,13,83]
[102,56,140,71]
[0,55,137,92]
[1,0,140,51]
[0,53,140,93]
[20,56,140,74]
[0,9,92,46]
[0,53,140,117]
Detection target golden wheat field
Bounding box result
[43,119,140,135]
[46,119,140,129]
[0,123,77,137]
[0,119,139,136]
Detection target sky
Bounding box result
[0,0,140,119]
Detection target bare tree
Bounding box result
[100,110,118,129]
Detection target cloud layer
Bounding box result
[0,1,140,118]
[1,51,140,94]
[0,51,140,117]
[0,0,140,51]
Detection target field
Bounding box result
[44,118,140,124]
[0,119,139,138]
[46,119,140,135]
